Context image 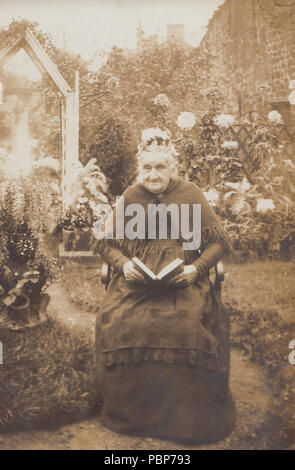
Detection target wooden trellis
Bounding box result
[227,124,295,163]
[0,29,79,212]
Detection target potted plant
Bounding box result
[1,271,47,325]
[55,158,109,252]
[0,195,59,327]
[57,201,97,251]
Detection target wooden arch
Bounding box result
[0,28,79,211]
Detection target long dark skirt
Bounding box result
[95,240,236,443]
[95,356,236,443]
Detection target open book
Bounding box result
[132,257,184,284]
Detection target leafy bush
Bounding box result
[0,185,59,323]
[0,153,62,234]
[89,118,137,197]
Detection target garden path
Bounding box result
[0,282,274,450]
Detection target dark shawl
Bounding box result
[91,177,231,263]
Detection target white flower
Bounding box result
[214,114,235,128]
[256,198,275,213]
[141,128,158,144]
[141,128,171,145]
[153,93,170,108]
[158,129,171,141]
[289,80,295,90]
[222,141,239,149]
[224,177,251,193]
[289,90,295,106]
[268,110,283,124]
[177,112,196,131]
[203,189,220,206]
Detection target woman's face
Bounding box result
[138,152,174,194]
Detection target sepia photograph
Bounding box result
[0,0,294,453]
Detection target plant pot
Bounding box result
[8,294,31,325]
[62,229,92,251]
[8,293,50,328]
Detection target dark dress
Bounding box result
[93,177,236,443]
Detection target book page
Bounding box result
[132,257,157,280]
[157,258,184,280]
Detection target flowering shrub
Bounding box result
[172,103,295,258]
[214,177,295,259]
[175,111,242,185]
[56,200,102,232]
[7,221,38,264]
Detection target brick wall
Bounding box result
[199,0,295,122]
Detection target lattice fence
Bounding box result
[228,124,295,163]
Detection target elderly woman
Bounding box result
[92,130,235,443]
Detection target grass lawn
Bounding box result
[223,261,295,324]
[224,260,295,448]
[0,317,99,432]
[61,259,105,313]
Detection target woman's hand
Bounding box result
[166,265,198,289]
[123,261,147,283]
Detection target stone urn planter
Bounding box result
[62,228,93,252]
[6,293,51,329]
[8,294,31,325]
